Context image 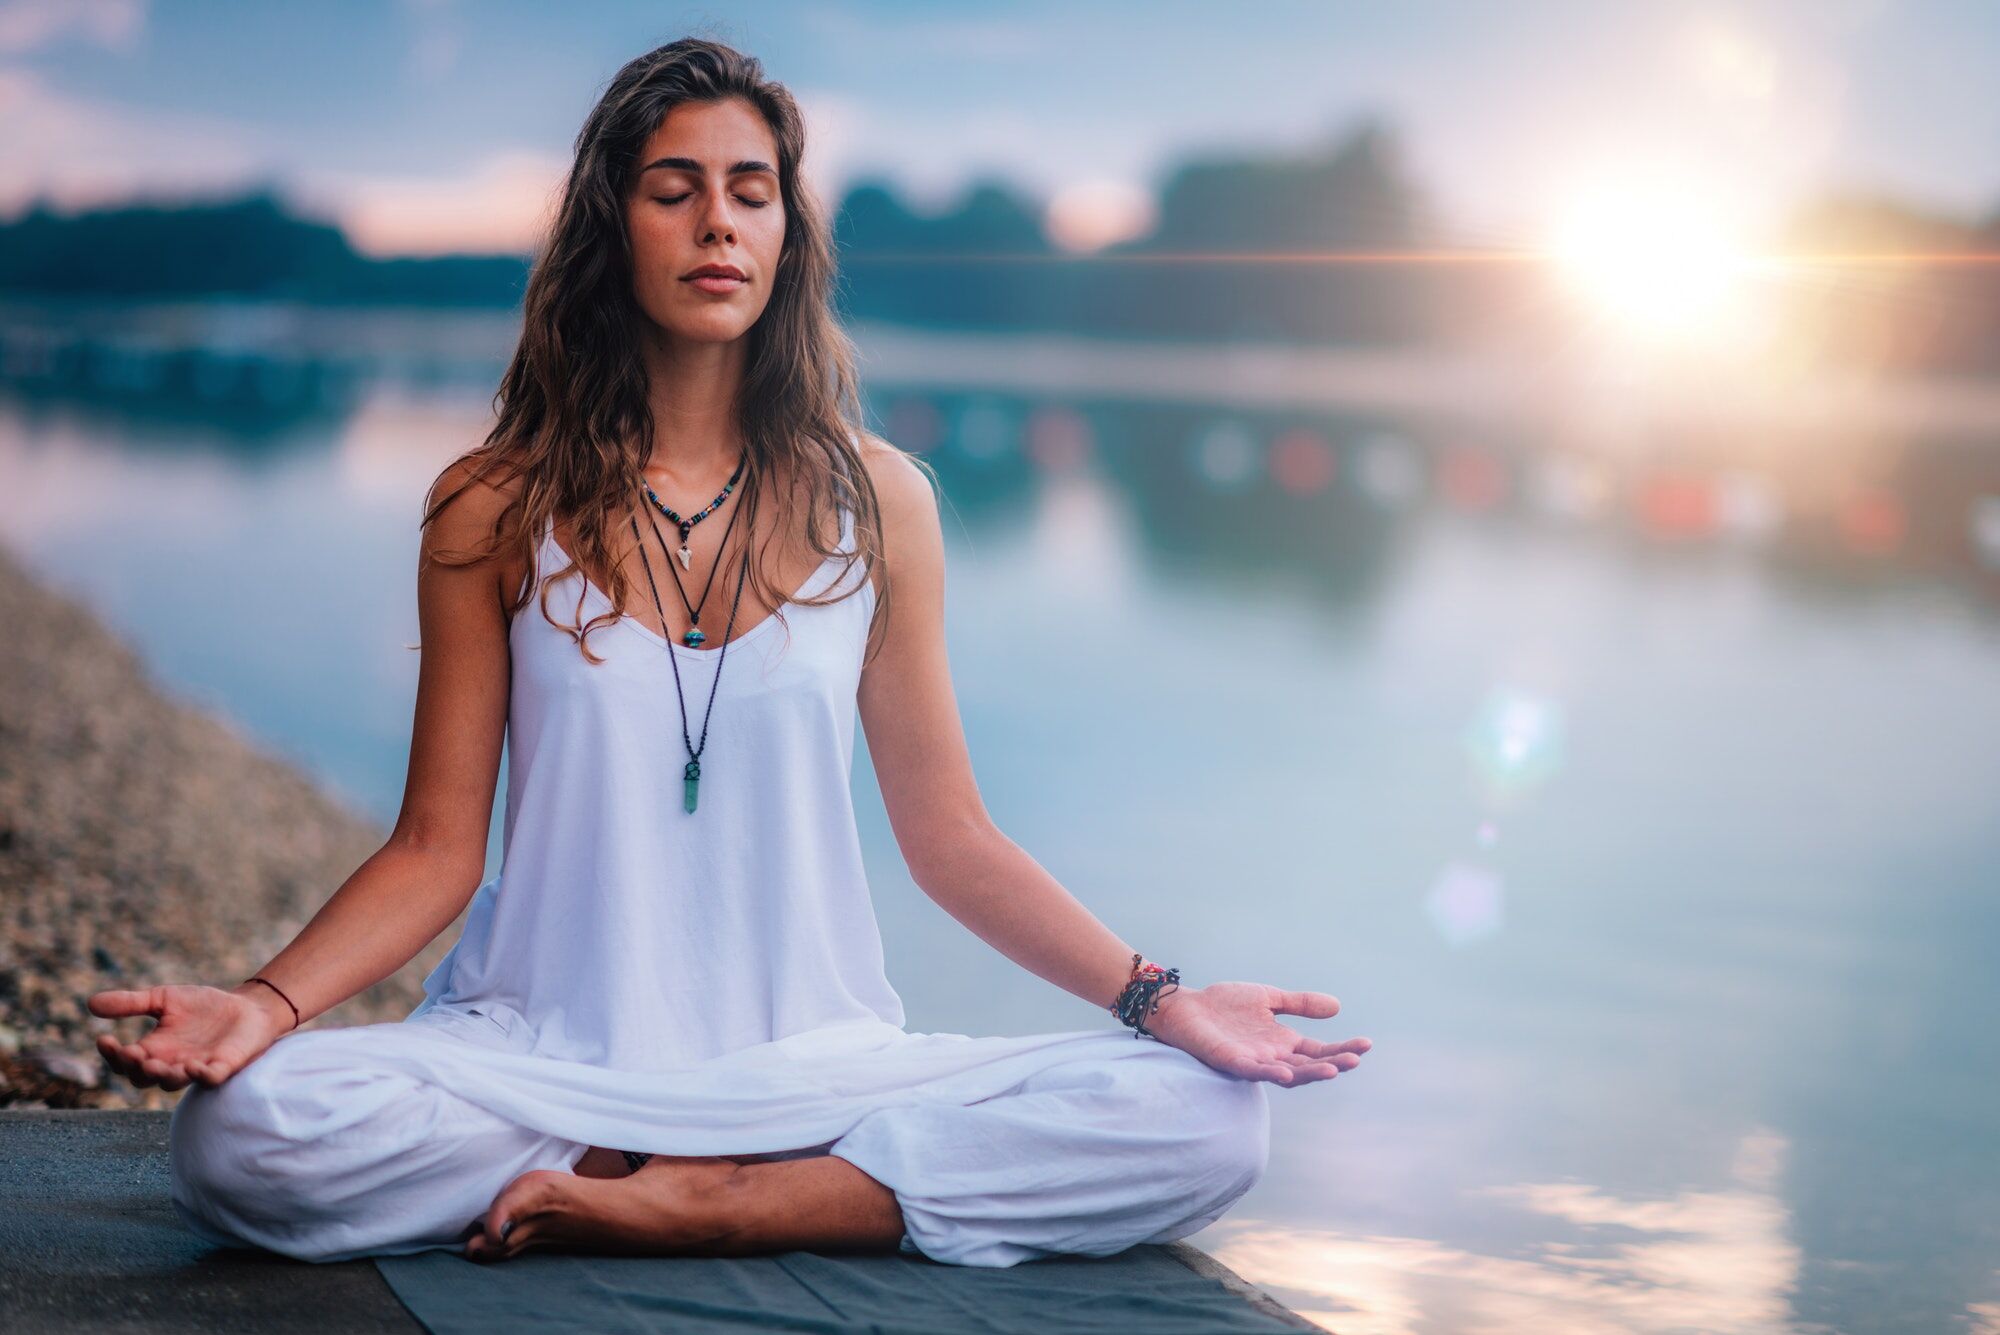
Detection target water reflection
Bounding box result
[3,327,1998,1332]
[1210,1129,1800,1334]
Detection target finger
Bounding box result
[96,1035,135,1083]
[1294,1036,1371,1060]
[112,1040,156,1085]
[1274,990,1341,1020]
[87,987,164,1019]
[140,1056,182,1084]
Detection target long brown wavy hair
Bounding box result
[419,36,926,667]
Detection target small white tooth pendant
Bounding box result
[677,545,692,570]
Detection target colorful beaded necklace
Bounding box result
[644,459,748,583]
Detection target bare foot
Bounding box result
[464,1154,744,1263]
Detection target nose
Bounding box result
[697,193,737,245]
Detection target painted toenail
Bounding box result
[500,1218,515,1239]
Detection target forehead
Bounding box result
[636,97,780,174]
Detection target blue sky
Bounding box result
[2,0,1994,255]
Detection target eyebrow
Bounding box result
[640,156,778,179]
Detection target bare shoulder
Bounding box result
[853,431,941,562]
[421,453,530,604]
[424,454,522,551]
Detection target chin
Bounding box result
[657,312,760,345]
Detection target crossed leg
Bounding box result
[467,1039,1269,1268]
[172,1023,1263,1269]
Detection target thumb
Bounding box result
[87,987,163,1019]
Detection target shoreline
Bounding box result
[0,540,462,1109]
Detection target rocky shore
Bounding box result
[0,542,463,1109]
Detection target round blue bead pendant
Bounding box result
[682,626,706,648]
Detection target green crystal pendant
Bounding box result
[682,626,706,648]
[683,759,701,813]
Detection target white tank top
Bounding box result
[416,499,908,1071]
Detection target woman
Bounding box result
[86,38,1371,1268]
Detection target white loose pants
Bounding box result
[167,1014,1270,1268]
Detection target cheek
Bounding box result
[627,208,671,259]
[756,209,787,263]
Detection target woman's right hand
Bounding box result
[87,982,299,1092]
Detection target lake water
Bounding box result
[2,359,1996,1334]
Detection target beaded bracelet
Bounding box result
[1110,953,1181,1039]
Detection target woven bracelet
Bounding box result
[1110,954,1182,1039]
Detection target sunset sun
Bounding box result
[1544,178,1762,343]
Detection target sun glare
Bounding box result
[1544,180,1762,346]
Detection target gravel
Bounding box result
[0,542,465,1110]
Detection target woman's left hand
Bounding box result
[1141,982,1372,1087]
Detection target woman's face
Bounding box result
[624,96,787,345]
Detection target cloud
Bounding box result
[0,66,266,217]
[1206,1127,1804,1335]
[295,150,571,257]
[0,0,146,55]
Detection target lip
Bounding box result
[685,274,746,294]
[682,264,747,282]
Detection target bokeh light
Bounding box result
[1464,686,1567,796]
[1425,859,1505,947]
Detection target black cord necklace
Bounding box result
[628,472,757,814]
[641,456,747,647]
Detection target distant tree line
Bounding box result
[0,193,532,306]
[2,118,1995,370]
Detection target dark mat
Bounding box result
[374,1239,1320,1334]
[0,1110,419,1334]
[0,1108,1316,1334]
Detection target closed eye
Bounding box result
[655,194,771,208]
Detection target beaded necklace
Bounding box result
[628,470,758,814]
[642,456,748,647]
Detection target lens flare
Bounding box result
[1546,183,1759,344]
[1465,687,1566,795]
[1425,859,1504,947]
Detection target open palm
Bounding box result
[1149,981,1372,1087]
[87,984,285,1092]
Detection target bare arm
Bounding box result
[856,443,1143,1015]
[90,458,521,1087]
[855,438,1371,1087]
